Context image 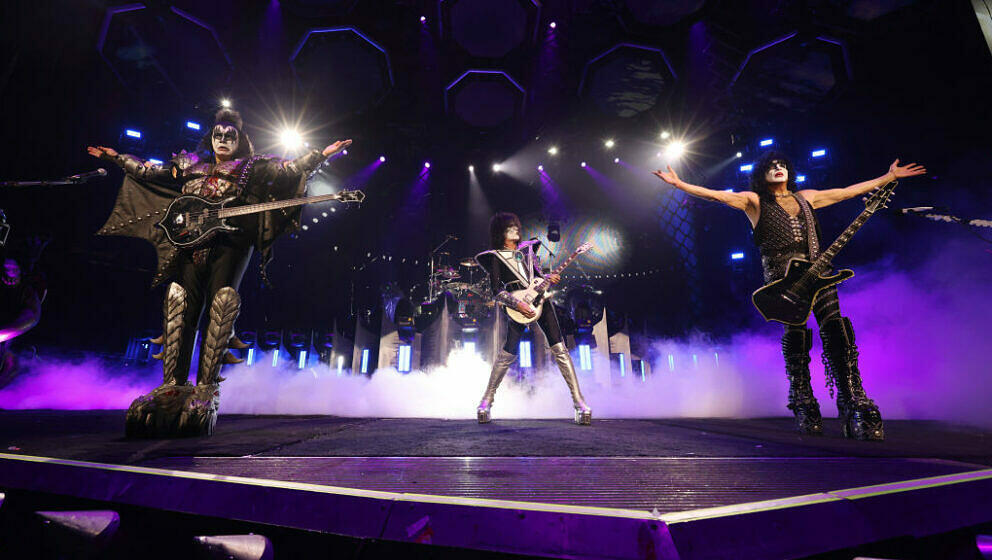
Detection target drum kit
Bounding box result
[427,252,492,308]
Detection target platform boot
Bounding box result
[820,316,884,441]
[477,349,517,423]
[549,343,592,425]
[782,326,823,435]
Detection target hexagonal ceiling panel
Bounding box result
[730,34,851,114]
[442,0,540,58]
[580,44,677,118]
[620,0,705,26]
[445,70,526,127]
[97,5,232,100]
[291,28,393,116]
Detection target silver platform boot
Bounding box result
[549,342,592,425]
[477,349,517,423]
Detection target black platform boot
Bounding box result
[820,316,884,441]
[782,326,823,435]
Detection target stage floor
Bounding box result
[1,411,990,513]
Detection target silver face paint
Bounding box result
[504,225,521,244]
[211,125,239,160]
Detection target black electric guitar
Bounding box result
[157,189,365,248]
[751,181,897,325]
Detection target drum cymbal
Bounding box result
[459,258,479,268]
[432,267,460,279]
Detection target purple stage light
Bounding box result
[549,21,556,29]
[424,162,431,168]
[537,165,544,171]
[613,157,620,164]
[420,15,426,23]
[379,156,386,162]
[580,161,587,168]
[342,149,348,155]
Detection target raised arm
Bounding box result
[653,165,759,222]
[803,159,926,209]
[87,145,178,183]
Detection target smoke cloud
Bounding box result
[1,240,989,427]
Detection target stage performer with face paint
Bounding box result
[653,152,925,440]
[87,108,351,437]
[474,212,592,425]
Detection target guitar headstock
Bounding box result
[337,189,366,204]
[863,180,897,214]
[575,241,594,255]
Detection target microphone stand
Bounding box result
[0,178,79,187]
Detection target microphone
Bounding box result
[446,234,459,240]
[66,168,108,183]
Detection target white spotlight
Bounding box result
[468,165,474,172]
[580,161,587,168]
[660,131,671,139]
[665,141,686,160]
[537,164,544,171]
[280,129,303,151]
[492,163,502,172]
[736,151,743,158]
[604,139,615,149]
[613,157,620,164]
[548,146,559,155]
[220,98,232,108]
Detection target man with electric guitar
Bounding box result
[654,152,925,440]
[87,108,358,437]
[474,212,594,425]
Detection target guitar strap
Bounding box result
[794,193,820,259]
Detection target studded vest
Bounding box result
[753,194,823,282]
[173,152,246,200]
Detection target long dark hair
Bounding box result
[489,212,522,249]
[750,150,798,197]
[195,108,254,161]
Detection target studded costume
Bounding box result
[99,110,328,437]
[753,193,883,440]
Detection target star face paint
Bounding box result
[211,125,239,160]
[765,159,788,184]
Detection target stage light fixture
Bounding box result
[342,149,348,155]
[665,141,686,160]
[739,163,753,172]
[420,15,426,23]
[731,252,745,260]
[379,155,386,162]
[580,161,587,168]
[613,157,620,164]
[468,165,474,172]
[220,98,232,108]
[147,158,164,165]
[736,151,743,158]
[811,149,827,158]
[759,138,774,147]
[321,212,328,217]
[548,146,558,155]
[549,22,557,29]
[423,161,431,168]
[125,129,141,139]
[492,163,502,172]
[186,121,201,131]
[660,131,671,139]
[537,164,544,171]
[548,221,561,242]
[280,129,303,151]
[796,175,806,183]
[604,139,615,149]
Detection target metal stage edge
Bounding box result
[1,452,991,559]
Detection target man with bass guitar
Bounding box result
[87,108,351,437]
[654,152,925,440]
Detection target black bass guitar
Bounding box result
[751,181,897,325]
[157,189,365,248]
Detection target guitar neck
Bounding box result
[218,193,344,218]
[534,249,584,293]
[808,208,874,275]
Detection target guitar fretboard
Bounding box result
[533,247,588,294]
[217,193,352,218]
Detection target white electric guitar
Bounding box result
[504,241,594,325]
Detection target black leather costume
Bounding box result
[752,192,883,440]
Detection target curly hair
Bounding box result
[195,108,254,160]
[749,150,798,197]
[489,212,522,249]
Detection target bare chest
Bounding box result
[775,197,801,217]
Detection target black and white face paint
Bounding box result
[504,225,521,244]
[211,125,239,159]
